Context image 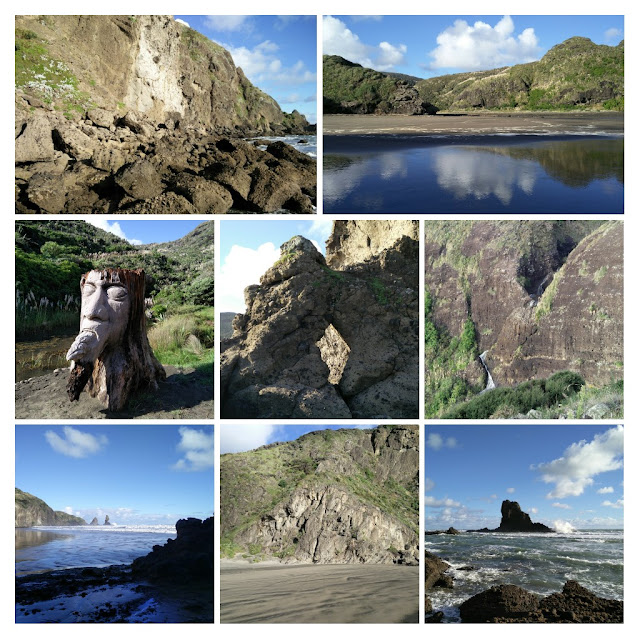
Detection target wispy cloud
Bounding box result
[205,15,251,33]
[426,432,457,450]
[604,27,623,42]
[220,425,280,454]
[552,502,571,509]
[597,486,614,494]
[602,499,624,509]
[172,427,214,472]
[506,487,515,494]
[45,426,108,458]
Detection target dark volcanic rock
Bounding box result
[104,515,111,525]
[459,581,623,623]
[426,526,460,535]
[459,584,540,623]
[131,517,213,584]
[425,551,452,590]
[497,500,553,533]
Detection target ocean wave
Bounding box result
[30,524,177,534]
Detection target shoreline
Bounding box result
[323,112,624,137]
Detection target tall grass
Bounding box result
[147,305,214,368]
[16,289,79,339]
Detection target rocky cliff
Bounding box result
[15,16,315,214]
[424,221,623,415]
[496,500,553,533]
[221,221,419,418]
[221,426,419,564]
[15,488,86,527]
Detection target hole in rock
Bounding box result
[316,324,350,385]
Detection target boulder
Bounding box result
[115,160,164,200]
[15,115,55,163]
[459,584,540,623]
[26,172,66,213]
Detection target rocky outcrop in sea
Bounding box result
[470,500,553,534]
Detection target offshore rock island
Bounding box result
[15,15,315,214]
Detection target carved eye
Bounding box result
[82,283,96,295]
[107,286,128,301]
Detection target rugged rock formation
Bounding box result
[496,500,553,533]
[323,55,437,115]
[132,517,213,585]
[221,426,419,564]
[471,501,553,533]
[66,268,166,412]
[15,16,315,213]
[104,515,111,525]
[89,517,99,526]
[15,488,86,527]
[425,550,453,619]
[459,580,623,623]
[221,221,419,418]
[424,221,623,414]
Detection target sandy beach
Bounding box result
[323,112,624,136]
[220,561,419,623]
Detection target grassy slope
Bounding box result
[221,428,418,555]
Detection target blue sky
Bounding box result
[426,425,623,531]
[16,425,214,525]
[219,219,333,311]
[220,424,369,454]
[175,15,317,123]
[85,220,205,246]
[324,15,624,77]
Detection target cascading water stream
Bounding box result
[537,273,553,297]
[479,350,495,394]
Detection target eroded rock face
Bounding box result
[221,426,419,564]
[497,500,553,533]
[221,222,419,419]
[424,221,623,389]
[15,15,315,214]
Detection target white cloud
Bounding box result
[426,432,457,451]
[602,499,624,509]
[323,15,407,72]
[552,502,571,509]
[172,427,214,472]
[219,241,280,312]
[534,426,623,499]
[506,487,515,494]
[227,42,315,88]
[64,506,73,514]
[490,493,497,500]
[221,424,279,454]
[427,15,540,71]
[425,477,435,492]
[205,15,250,32]
[597,486,614,494]
[174,18,190,28]
[530,507,538,514]
[425,496,461,508]
[351,16,383,23]
[45,426,108,458]
[604,27,622,42]
[85,220,142,246]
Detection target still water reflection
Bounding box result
[323,136,623,213]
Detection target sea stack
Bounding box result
[89,517,99,525]
[497,500,553,533]
[104,515,111,525]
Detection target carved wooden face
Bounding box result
[80,270,130,338]
[66,270,131,363]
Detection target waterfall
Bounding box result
[479,351,495,394]
[537,273,553,297]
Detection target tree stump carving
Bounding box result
[66,268,165,411]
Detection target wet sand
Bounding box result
[220,561,419,623]
[323,112,624,136]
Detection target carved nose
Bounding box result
[84,291,109,321]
